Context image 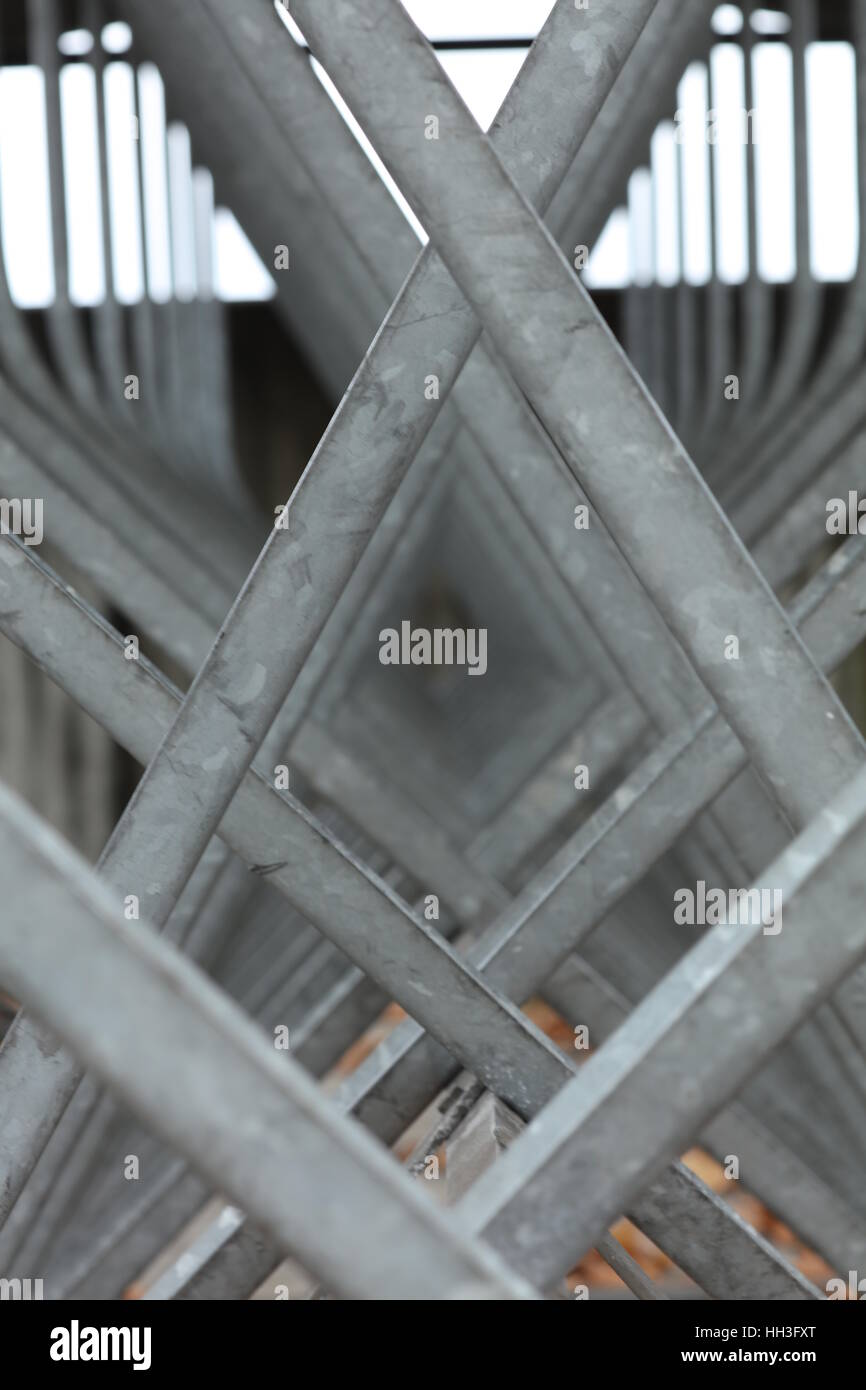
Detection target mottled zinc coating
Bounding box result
[293,0,863,835]
[150,540,866,1299]
[465,763,866,1287]
[0,783,537,1301]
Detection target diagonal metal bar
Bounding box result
[113,0,414,395]
[753,437,866,592]
[3,0,863,1302]
[0,435,218,667]
[185,0,724,768]
[544,949,866,1277]
[5,523,860,1295]
[460,762,866,1289]
[330,540,866,1150]
[184,0,744,873]
[0,781,537,1301]
[445,1092,817,1305]
[104,538,866,1300]
[3,469,861,1278]
[291,0,862,836]
[0,19,664,1262]
[75,0,660,940]
[0,539,584,1225]
[0,841,247,1275]
[546,0,716,253]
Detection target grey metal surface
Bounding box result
[462,763,866,1287]
[1,0,864,1305]
[0,782,537,1301]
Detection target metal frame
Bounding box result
[1,0,865,1300]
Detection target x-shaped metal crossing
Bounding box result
[1,0,865,1301]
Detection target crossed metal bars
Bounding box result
[0,0,865,1299]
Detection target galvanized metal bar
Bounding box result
[462,762,866,1289]
[65,0,660,938]
[445,1093,668,1302]
[546,0,717,250]
[543,954,866,1276]
[0,839,241,1272]
[86,0,138,435]
[0,536,828,1295]
[8,522,866,1289]
[145,0,717,822]
[743,0,821,435]
[292,0,863,835]
[0,538,589,1225]
[0,780,537,1300]
[5,523,860,1276]
[111,0,409,395]
[753,435,866,591]
[331,536,866,1142]
[162,539,866,1300]
[0,434,218,666]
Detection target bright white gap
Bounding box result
[137,64,173,301]
[59,62,105,305]
[273,2,305,46]
[309,56,427,244]
[102,22,134,55]
[711,42,749,282]
[677,62,712,285]
[167,123,197,301]
[751,9,791,36]
[214,208,276,301]
[583,209,629,289]
[2,27,861,301]
[193,168,215,299]
[276,0,533,240]
[276,0,552,46]
[629,169,654,287]
[435,48,527,131]
[806,42,858,281]
[712,5,743,36]
[651,122,679,286]
[58,29,94,57]
[400,1,553,43]
[0,60,273,305]
[0,67,54,307]
[753,42,795,281]
[306,44,531,245]
[104,62,144,303]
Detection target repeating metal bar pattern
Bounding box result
[1,0,865,1303]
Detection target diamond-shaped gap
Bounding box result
[310,456,607,832]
